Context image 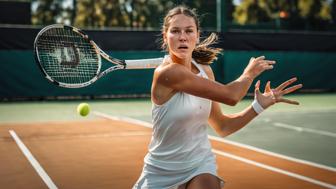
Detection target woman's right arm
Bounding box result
[156,56,275,106]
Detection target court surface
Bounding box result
[0,94,335,189]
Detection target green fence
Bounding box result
[0,50,335,100]
[219,51,336,91]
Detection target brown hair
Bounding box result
[161,5,222,65]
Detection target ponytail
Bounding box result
[192,33,222,65]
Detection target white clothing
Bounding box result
[133,58,224,189]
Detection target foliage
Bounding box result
[232,0,335,30]
[32,0,73,25]
[31,0,214,29]
[31,0,335,31]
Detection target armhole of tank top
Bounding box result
[153,59,207,107]
[191,59,208,79]
[152,92,180,107]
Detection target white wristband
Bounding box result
[252,99,264,114]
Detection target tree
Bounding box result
[32,0,72,25]
[32,0,216,29]
[232,0,334,30]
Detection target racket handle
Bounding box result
[125,58,163,69]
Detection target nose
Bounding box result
[179,31,187,41]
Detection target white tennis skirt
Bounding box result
[133,155,225,189]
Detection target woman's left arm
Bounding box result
[204,65,303,137]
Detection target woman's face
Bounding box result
[164,14,199,60]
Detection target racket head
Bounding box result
[34,24,101,88]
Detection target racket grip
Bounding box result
[125,58,163,69]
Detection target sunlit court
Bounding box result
[1,1,336,189]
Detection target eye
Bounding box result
[186,29,194,33]
[171,29,179,34]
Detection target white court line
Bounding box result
[94,112,336,188]
[209,135,336,173]
[93,111,336,173]
[9,130,58,189]
[272,122,336,138]
[19,132,152,141]
[93,111,152,128]
[212,149,336,189]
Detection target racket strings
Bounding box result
[36,27,99,85]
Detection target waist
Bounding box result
[144,144,214,171]
[144,150,215,172]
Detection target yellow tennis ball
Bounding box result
[77,103,90,117]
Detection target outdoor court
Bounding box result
[0,94,335,189]
[0,1,335,189]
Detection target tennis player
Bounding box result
[133,5,302,189]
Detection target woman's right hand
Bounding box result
[243,56,276,79]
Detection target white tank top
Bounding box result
[144,59,214,172]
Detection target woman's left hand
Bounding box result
[255,77,303,109]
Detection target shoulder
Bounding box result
[199,64,215,81]
[155,61,186,74]
[154,62,190,85]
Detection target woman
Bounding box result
[133,5,302,189]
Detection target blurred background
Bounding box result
[2,0,335,31]
[0,0,335,100]
[0,1,335,184]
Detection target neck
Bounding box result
[170,53,192,69]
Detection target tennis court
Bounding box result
[1,1,336,189]
[0,94,335,189]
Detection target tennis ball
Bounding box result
[77,103,90,117]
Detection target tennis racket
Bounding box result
[34,24,163,88]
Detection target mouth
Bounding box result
[178,45,188,50]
